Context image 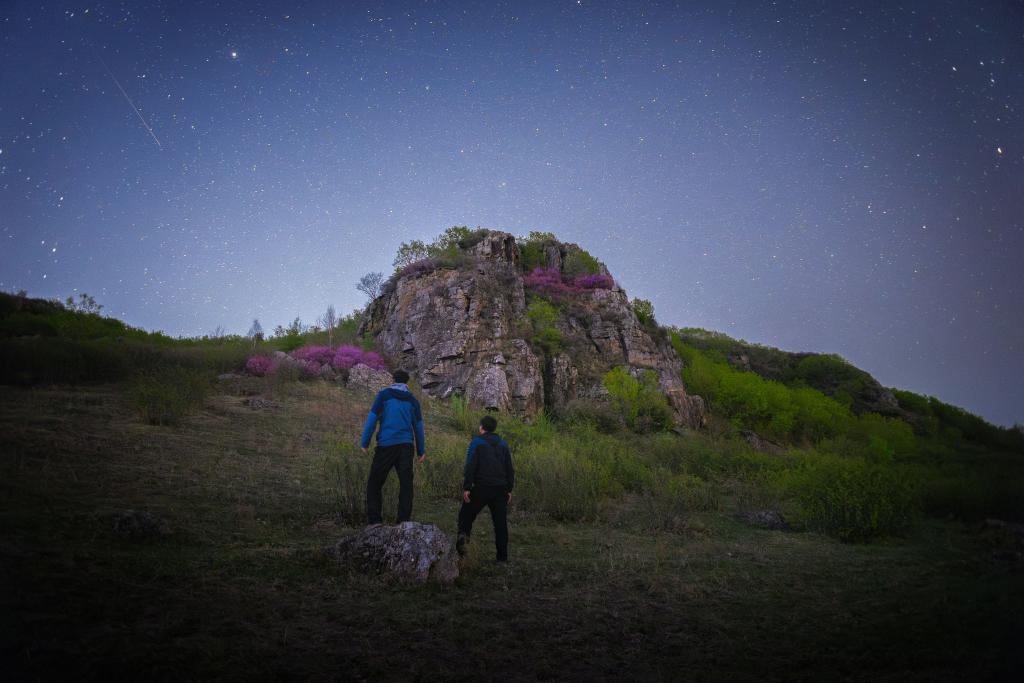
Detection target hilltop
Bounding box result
[1,228,1023,679]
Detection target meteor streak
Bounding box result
[97,54,162,150]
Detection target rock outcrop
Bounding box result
[326,522,459,584]
[359,231,706,427]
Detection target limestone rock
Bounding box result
[739,510,789,531]
[326,521,459,584]
[245,396,280,410]
[359,230,707,428]
[347,363,393,393]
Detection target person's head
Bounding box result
[479,415,498,434]
[392,369,410,384]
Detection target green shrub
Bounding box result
[325,443,372,523]
[526,300,564,354]
[517,231,556,271]
[603,366,673,433]
[778,455,916,542]
[561,399,626,433]
[449,395,477,436]
[633,298,655,326]
[562,249,601,278]
[129,368,209,426]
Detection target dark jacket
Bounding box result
[463,432,514,492]
[360,384,426,456]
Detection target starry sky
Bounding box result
[1,1,1022,425]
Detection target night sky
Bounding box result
[1,1,1021,426]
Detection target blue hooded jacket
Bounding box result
[360,384,425,455]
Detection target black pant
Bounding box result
[458,485,509,561]
[365,443,414,524]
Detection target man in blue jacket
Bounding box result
[456,415,515,562]
[360,369,426,524]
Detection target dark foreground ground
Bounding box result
[1,383,1021,681]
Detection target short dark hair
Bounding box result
[480,415,498,433]
[392,369,410,384]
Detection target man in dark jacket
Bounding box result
[360,369,426,524]
[456,415,515,562]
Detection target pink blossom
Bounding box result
[359,351,387,371]
[524,267,574,296]
[296,359,321,378]
[331,345,364,370]
[293,345,335,365]
[574,273,615,290]
[245,355,276,377]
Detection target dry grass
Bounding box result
[0,381,1021,681]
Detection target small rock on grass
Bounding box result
[325,521,459,585]
[739,510,789,531]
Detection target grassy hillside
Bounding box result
[1,290,1022,678]
[2,377,1022,680]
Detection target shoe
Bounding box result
[456,533,469,556]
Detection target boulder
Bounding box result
[347,363,393,392]
[326,522,459,584]
[739,510,789,531]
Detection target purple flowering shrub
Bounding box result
[525,267,616,298]
[331,345,364,369]
[245,355,276,377]
[359,351,387,370]
[293,345,335,365]
[331,345,388,371]
[574,273,615,290]
[524,267,575,297]
[295,359,321,378]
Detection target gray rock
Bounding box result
[740,510,789,531]
[347,363,393,392]
[740,430,785,454]
[359,230,706,428]
[245,396,281,410]
[326,521,459,584]
[316,364,337,381]
[217,373,243,381]
[112,510,169,538]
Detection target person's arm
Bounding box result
[503,441,515,502]
[504,442,515,493]
[359,393,384,450]
[462,438,479,492]
[413,399,426,459]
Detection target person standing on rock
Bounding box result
[360,369,426,525]
[456,415,515,562]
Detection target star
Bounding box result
[230,51,238,59]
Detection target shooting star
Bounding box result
[96,54,162,150]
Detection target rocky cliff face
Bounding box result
[359,231,706,427]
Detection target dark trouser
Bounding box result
[365,443,414,524]
[458,485,509,561]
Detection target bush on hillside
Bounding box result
[130,368,209,426]
[778,454,916,542]
[245,355,276,377]
[603,367,673,433]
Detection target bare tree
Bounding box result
[211,325,226,339]
[318,304,338,346]
[357,272,384,303]
[65,292,103,314]
[247,318,264,350]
